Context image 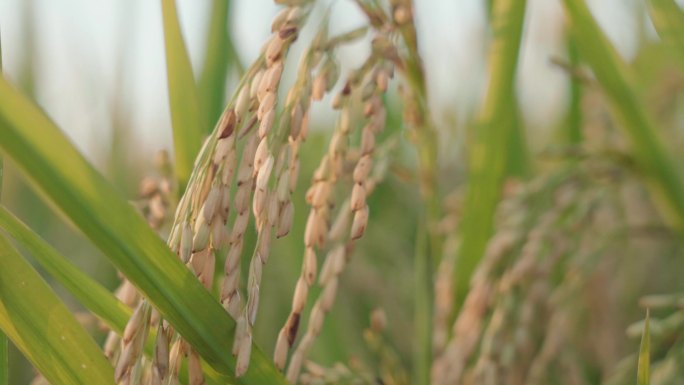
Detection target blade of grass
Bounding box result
[0,31,9,385]
[0,76,286,384]
[0,205,232,384]
[394,11,440,385]
[0,329,5,385]
[456,0,528,306]
[504,97,531,178]
[0,205,131,331]
[162,0,206,193]
[563,0,684,229]
[0,139,6,385]
[637,310,650,385]
[414,221,433,385]
[0,233,115,385]
[648,0,684,69]
[199,0,236,125]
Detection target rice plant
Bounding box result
[0,0,683,384]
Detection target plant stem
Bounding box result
[396,4,440,384]
[0,333,6,385]
[0,31,9,385]
[455,0,528,310]
[413,220,433,385]
[563,0,684,229]
[199,0,241,126]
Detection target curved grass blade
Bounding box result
[0,329,5,385]
[456,0,528,306]
[0,148,6,385]
[0,30,9,385]
[0,233,115,385]
[0,205,131,331]
[0,76,286,384]
[414,222,433,385]
[637,310,651,385]
[161,0,206,193]
[0,205,231,385]
[563,0,684,229]
[649,0,684,69]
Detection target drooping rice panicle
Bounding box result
[279,50,396,382]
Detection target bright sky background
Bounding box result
[0,0,649,163]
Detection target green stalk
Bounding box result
[199,0,241,125]
[637,310,651,385]
[0,32,9,385]
[0,150,6,385]
[0,206,132,331]
[456,0,528,306]
[413,221,432,385]
[0,329,6,385]
[504,97,531,178]
[395,5,440,385]
[0,206,231,384]
[0,234,115,385]
[649,0,684,70]
[563,0,684,229]
[161,0,206,194]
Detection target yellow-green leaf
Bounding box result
[162,0,206,193]
[456,0,528,306]
[199,0,241,125]
[0,233,115,385]
[0,205,131,332]
[563,0,684,229]
[0,206,231,384]
[637,310,650,385]
[649,0,684,69]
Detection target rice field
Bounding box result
[1,0,684,384]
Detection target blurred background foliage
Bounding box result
[0,0,684,384]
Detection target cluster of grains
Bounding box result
[106,156,174,385]
[115,302,154,383]
[431,161,630,385]
[298,309,409,385]
[362,309,411,385]
[137,151,174,229]
[431,192,461,356]
[298,362,367,385]
[224,4,323,374]
[162,2,314,379]
[110,0,426,382]
[113,1,382,382]
[274,42,395,381]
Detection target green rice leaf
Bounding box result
[0,206,231,384]
[637,310,650,385]
[0,174,6,385]
[199,0,238,125]
[0,76,286,384]
[0,205,131,332]
[0,330,6,385]
[0,233,115,385]
[0,28,9,385]
[456,0,528,304]
[563,0,684,229]
[649,0,684,69]
[161,0,206,193]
